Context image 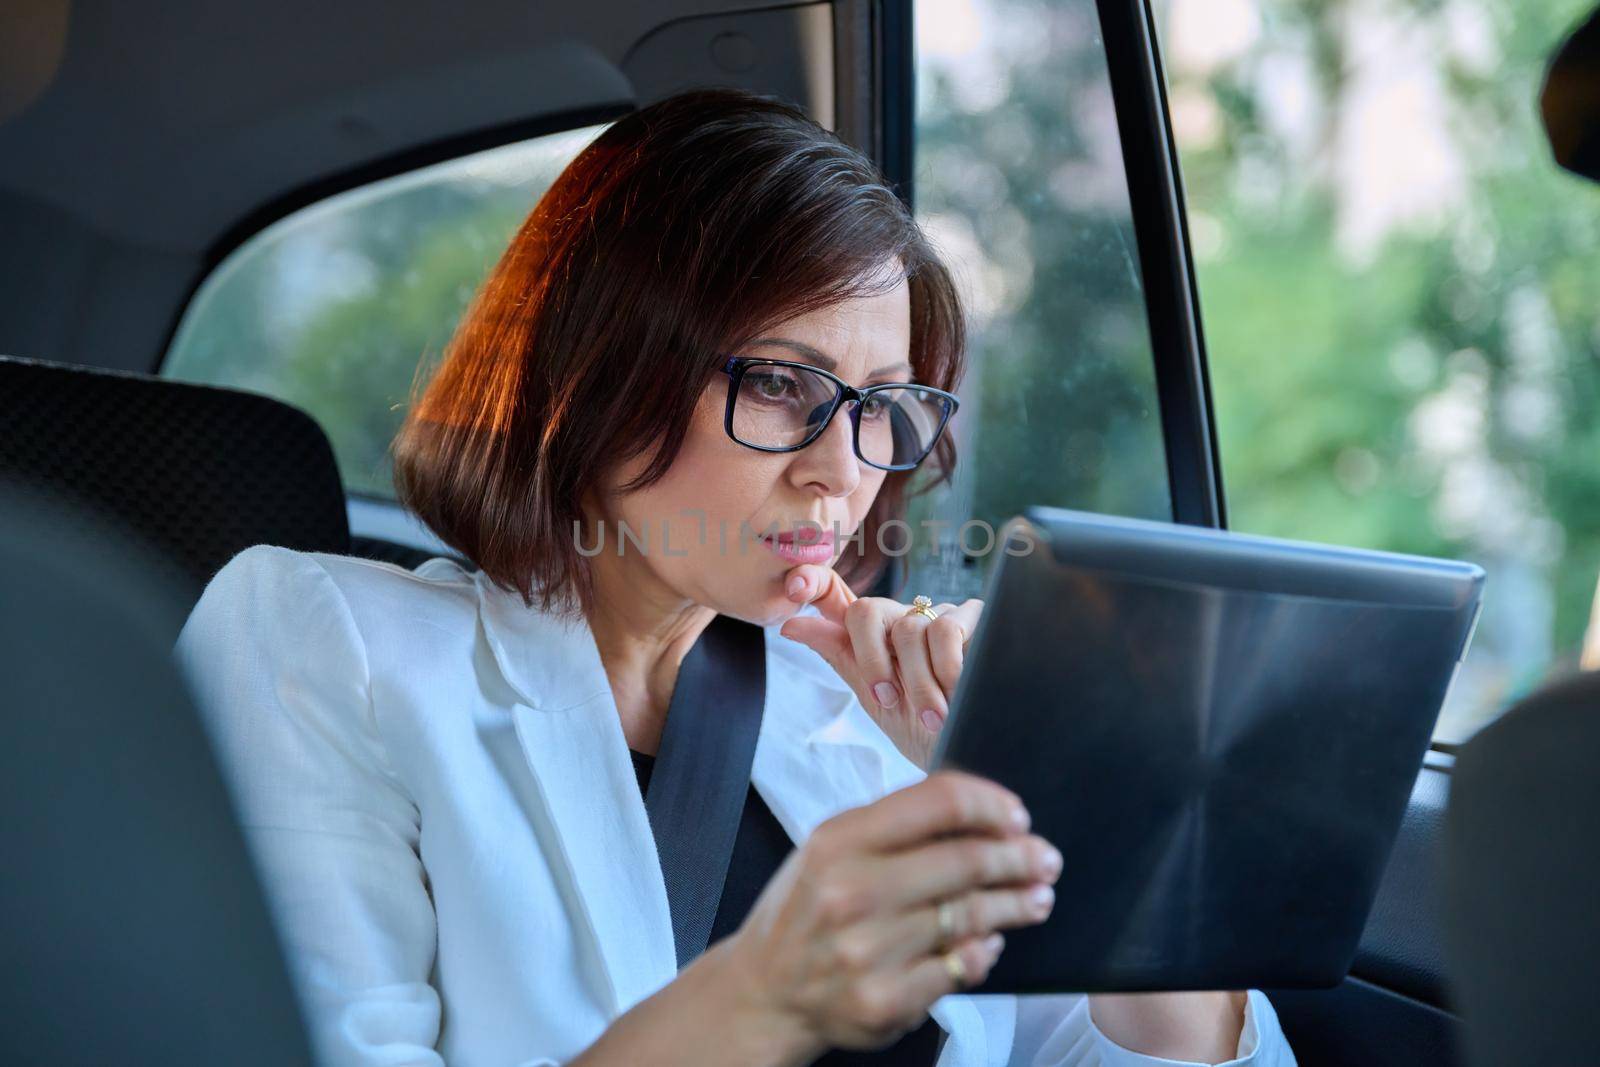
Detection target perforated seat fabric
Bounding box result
[0,353,351,599]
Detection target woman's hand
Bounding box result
[771,568,1250,1063]
[715,770,1061,1060]
[778,564,983,770]
[773,569,1251,1065]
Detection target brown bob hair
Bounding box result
[392,87,967,621]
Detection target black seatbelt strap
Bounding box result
[642,612,767,969]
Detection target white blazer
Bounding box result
[173,544,1296,1067]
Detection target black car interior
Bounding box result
[0,354,356,597]
[0,480,315,1067]
[2,2,1594,1063]
[1443,668,1600,1067]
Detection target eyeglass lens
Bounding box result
[732,363,948,468]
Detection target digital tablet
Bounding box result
[928,506,1485,993]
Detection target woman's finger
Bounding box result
[845,598,900,709]
[957,599,983,649]
[778,614,852,671]
[901,933,1003,1001]
[820,770,1027,855]
[869,831,1061,912]
[888,612,947,731]
[925,603,966,695]
[861,884,1054,970]
[789,564,858,624]
[777,566,862,684]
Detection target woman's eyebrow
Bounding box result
[748,337,914,378]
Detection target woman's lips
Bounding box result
[761,532,836,565]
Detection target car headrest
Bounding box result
[1542,5,1600,181]
[0,353,349,604]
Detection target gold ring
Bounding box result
[905,594,939,622]
[936,899,960,945]
[940,949,968,988]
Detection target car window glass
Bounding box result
[162,123,613,500]
[1152,0,1600,741]
[905,0,1174,602]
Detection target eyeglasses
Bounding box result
[719,356,959,472]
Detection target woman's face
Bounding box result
[594,274,911,626]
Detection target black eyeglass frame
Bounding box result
[718,355,960,472]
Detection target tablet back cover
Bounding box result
[932,513,1482,993]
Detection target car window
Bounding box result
[1153,0,1600,742]
[904,0,1174,602]
[161,122,614,500]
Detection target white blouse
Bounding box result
[172,543,1297,1067]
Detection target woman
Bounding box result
[174,88,1295,1066]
